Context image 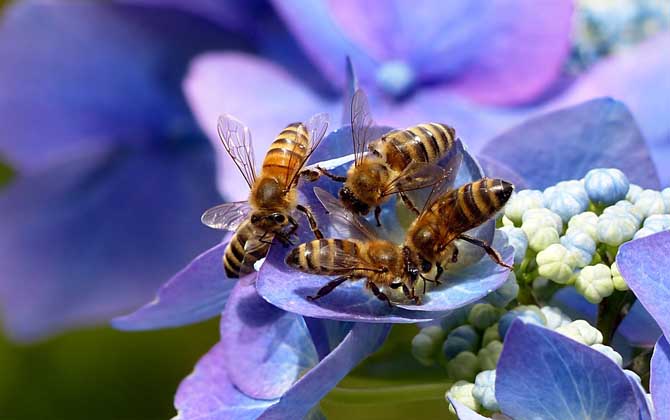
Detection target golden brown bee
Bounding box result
[404,177,515,280]
[311,89,462,225]
[201,114,329,278]
[285,188,432,305]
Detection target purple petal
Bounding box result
[0,1,232,173]
[221,279,319,400]
[112,240,236,331]
[651,337,670,420]
[118,0,266,31]
[554,32,670,186]
[0,145,221,341]
[618,231,670,339]
[273,1,572,105]
[496,321,640,419]
[480,98,661,189]
[447,397,490,419]
[174,341,276,420]
[183,52,338,201]
[258,322,390,420]
[617,301,662,348]
[396,231,513,312]
[627,371,653,420]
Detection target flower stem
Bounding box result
[596,290,636,345]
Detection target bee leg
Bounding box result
[367,281,394,308]
[399,192,420,215]
[275,231,294,247]
[296,204,324,239]
[315,166,347,183]
[307,275,351,301]
[458,234,512,269]
[374,206,382,227]
[257,231,274,245]
[286,216,299,237]
[400,284,421,305]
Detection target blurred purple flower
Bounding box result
[0,0,261,341]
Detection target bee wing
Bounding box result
[351,88,375,167]
[381,162,456,198]
[217,114,257,189]
[201,201,252,230]
[313,187,383,242]
[309,239,374,272]
[240,234,272,273]
[286,113,330,188]
[419,152,463,214]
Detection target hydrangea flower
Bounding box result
[0,0,260,340]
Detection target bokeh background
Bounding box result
[0,0,668,419]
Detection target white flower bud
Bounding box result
[555,319,603,345]
[591,344,623,367]
[575,264,614,304]
[536,244,579,284]
[610,261,628,291]
[568,211,599,241]
[504,190,545,225]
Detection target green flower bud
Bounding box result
[528,226,560,252]
[610,261,628,291]
[555,320,603,345]
[468,303,504,331]
[477,340,503,371]
[536,244,579,284]
[447,381,480,414]
[482,323,501,346]
[575,264,614,304]
[411,326,446,366]
[446,351,480,382]
[567,211,598,241]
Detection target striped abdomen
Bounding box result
[260,122,310,186]
[373,123,457,172]
[435,178,514,235]
[285,238,360,275]
[223,220,270,278]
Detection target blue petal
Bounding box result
[0,1,234,173]
[304,317,354,360]
[0,144,221,341]
[496,321,640,420]
[447,397,490,419]
[480,98,661,189]
[174,342,276,420]
[651,337,670,420]
[220,279,319,400]
[618,231,670,339]
[258,322,390,420]
[112,240,236,331]
[627,371,653,420]
[617,301,662,347]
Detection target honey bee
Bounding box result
[202,113,329,278]
[404,177,515,280]
[309,89,462,226]
[285,187,433,306]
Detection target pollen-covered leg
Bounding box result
[458,234,512,269]
[399,192,420,215]
[367,281,394,308]
[307,275,351,301]
[296,204,323,239]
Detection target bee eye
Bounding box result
[272,214,285,223]
[421,260,432,273]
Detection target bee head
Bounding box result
[339,186,371,215]
[250,211,289,232]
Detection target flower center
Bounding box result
[375,61,416,98]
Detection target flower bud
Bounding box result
[411,326,446,366]
[568,211,598,241]
[662,187,670,210]
[473,370,499,411]
[634,189,667,217]
[626,184,643,202]
[544,187,589,223]
[596,212,639,246]
[499,226,528,264]
[482,323,501,346]
[504,190,545,225]
[443,325,480,359]
[584,168,629,206]
[575,264,614,304]
[468,303,504,331]
[591,344,623,367]
[609,200,644,224]
[541,306,572,330]
[446,352,480,382]
[555,320,603,345]
[485,272,519,308]
[498,306,545,338]
[528,226,560,252]
[560,228,596,267]
[522,208,563,235]
[477,340,503,371]
[447,381,480,414]
[610,261,628,291]
[536,244,579,284]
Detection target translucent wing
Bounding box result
[421,152,464,213]
[351,89,375,167]
[313,187,382,241]
[308,238,375,273]
[201,201,251,231]
[240,234,272,274]
[381,162,455,198]
[217,114,257,188]
[286,113,330,189]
